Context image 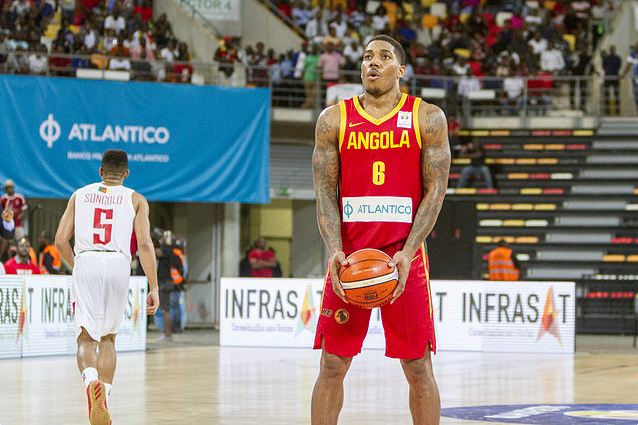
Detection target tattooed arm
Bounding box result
[312,104,349,302]
[389,101,451,303]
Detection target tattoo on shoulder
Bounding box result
[422,105,446,135]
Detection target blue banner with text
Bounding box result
[0,75,270,203]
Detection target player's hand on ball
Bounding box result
[330,250,349,303]
[146,290,160,315]
[389,251,411,304]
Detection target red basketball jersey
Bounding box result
[339,93,423,255]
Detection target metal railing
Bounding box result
[1,50,633,122]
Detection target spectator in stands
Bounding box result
[82,19,100,51]
[132,0,153,22]
[620,42,638,111]
[152,13,172,49]
[371,6,389,32]
[567,44,591,111]
[457,67,481,98]
[0,202,15,262]
[456,139,494,189]
[214,36,238,85]
[248,236,277,278]
[525,7,543,31]
[602,46,621,115]
[38,230,63,274]
[349,4,366,29]
[322,26,343,50]
[317,41,344,99]
[528,30,548,55]
[49,44,72,76]
[358,15,374,44]
[72,45,90,71]
[301,42,320,109]
[249,41,269,86]
[447,113,460,150]
[131,37,154,80]
[4,237,40,275]
[329,13,347,39]
[488,239,520,281]
[131,34,153,61]
[452,55,471,77]
[108,45,131,71]
[292,1,312,28]
[104,8,126,35]
[305,10,328,44]
[502,65,525,115]
[342,39,362,74]
[160,38,177,64]
[0,32,10,71]
[173,41,192,83]
[540,40,565,74]
[28,44,48,75]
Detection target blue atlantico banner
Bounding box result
[0,75,270,203]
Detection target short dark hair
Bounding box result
[101,149,128,175]
[368,35,406,66]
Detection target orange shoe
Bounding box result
[87,380,111,425]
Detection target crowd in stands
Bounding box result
[0,0,193,82]
[217,0,617,113]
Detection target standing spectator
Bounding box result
[305,10,328,45]
[214,37,238,85]
[1,180,27,240]
[301,43,320,108]
[155,230,182,341]
[602,46,621,115]
[488,239,520,281]
[4,237,40,275]
[342,39,362,73]
[317,41,345,101]
[568,44,591,111]
[248,236,277,277]
[0,202,16,263]
[172,41,192,83]
[38,230,63,274]
[621,42,638,112]
[292,1,312,28]
[330,13,347,38]
[457,67,481,98]
[132,0,153,22]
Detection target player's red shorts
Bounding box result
[313,243,436,359]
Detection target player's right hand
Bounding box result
[329,250,349,303]
[1,202,13,223]
[146,290,160,315]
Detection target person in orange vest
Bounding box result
[488,239,521,281]
[38,230,63,274]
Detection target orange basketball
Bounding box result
[338,248,398,309]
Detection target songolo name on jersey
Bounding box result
[84,193,125,205]
[345,130,410,150]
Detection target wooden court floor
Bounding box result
[1,331,637,425]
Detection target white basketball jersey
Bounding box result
[74,182,135,262]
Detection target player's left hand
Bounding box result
[388,250,412,304]
[146,290,160,315]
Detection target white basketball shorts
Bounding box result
[73,251,131,341]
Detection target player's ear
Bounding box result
[397,65,405,79]
[123,169,130,179]
[99,167,104,177]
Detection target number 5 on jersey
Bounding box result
[93,208,113,244]
[373,161,385,185]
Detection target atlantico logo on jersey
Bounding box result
[342,196,413,223]
[39,114,171,148]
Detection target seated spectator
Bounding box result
[349,4,366,28]
[82,19,100,51]
[330,13,347,38]
[160,38,178,63]
[305,10,328,44]
[322,26,343,51]
[0,32,10,71]
[291,1,312,28]
[109,38,129,57]
[28,44,48,75]
[342,39,362,72]
[132,0,153,22]
[456,140,494,189]
[540,39,565,74]
[131,37,154,80]
[502,66,525,115]
[452,55,471,77]
[49,44,72,76]
[108,46,131,71]
[131,35,153,61]
[528,30,548,55]
[172,42,192,83]
[457,67,481,98]
[104,9,126,35]
[72,45,90,71]
[358,15,375,43]
[371,6,389,32]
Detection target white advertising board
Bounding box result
[220,278,575,353]
[0,276,147,358]
[183,0,240,22]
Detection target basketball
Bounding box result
[338,248,399,309]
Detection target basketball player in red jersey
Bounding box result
[55,149,160,425]
[311,35,450,424]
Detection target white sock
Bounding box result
[81,367,98,389]
[104,383,112,403]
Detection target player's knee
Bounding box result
[401,357,431,385]
[319,352,351,380]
